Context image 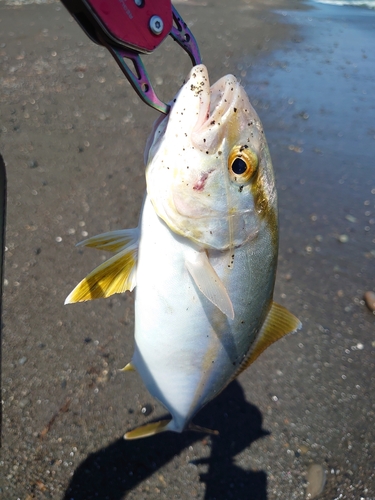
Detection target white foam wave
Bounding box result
[314,0,375,8]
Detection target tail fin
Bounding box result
[124,419,219,440]
[124,419,171,440]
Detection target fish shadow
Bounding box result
[64,381,269,500]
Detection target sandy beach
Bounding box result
[1,0,375,498]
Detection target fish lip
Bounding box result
[145,65,212,166]
[189,64,211,131]
[209,75,239,121]
[191,73,241,150]
[175,65,238,135]
[195,75,239,129]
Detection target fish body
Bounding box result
[133,193,273,434]
[66,65,301,438]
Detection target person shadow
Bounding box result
[64,380,269,500]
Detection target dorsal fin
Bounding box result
[234,302,301,378]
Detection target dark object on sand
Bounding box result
[0,154,6,446]
[364,291,375,312]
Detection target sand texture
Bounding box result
[1,0,375,498]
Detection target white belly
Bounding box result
[133,196,274,431]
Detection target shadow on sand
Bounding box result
[64,381,269,500]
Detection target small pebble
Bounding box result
[18,356,27,365]
[306,463,326,499]
[19,398,30,408]
[140,404,153,416]
[345,215,357,223]
[338,234,349,243]
[364,291,375,311]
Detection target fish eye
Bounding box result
[228,145,258,183]
[231,158,247,175]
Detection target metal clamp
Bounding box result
[61,0,202,114]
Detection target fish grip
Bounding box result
[60,0,202,114]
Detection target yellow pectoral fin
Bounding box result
[65,246,137,304]
[124,419,171,440]
[77,228,139,253]
[235,302,301,377]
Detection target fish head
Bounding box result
[145,64,277,250]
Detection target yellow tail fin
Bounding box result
[124,419,171,440]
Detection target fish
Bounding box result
[65,64,301,439]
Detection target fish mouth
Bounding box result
[192,70,242,151]
[208,75,240,123]
[145,64,241,161]
[183,64,240,136]
[185,64,211,132]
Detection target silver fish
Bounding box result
[66,64,301,439]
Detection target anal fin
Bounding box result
[124,419,171,440]
[120,362,136,372]
[235,302,301,378]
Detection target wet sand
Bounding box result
[1,0,375,498]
